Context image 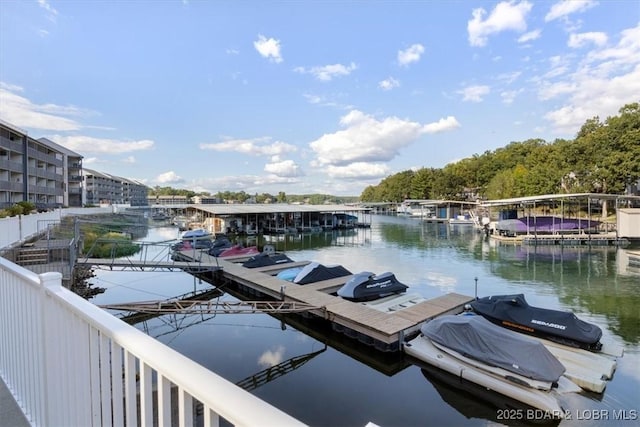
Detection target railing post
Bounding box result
[39,272,63,427]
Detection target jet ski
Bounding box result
[242,252,294,268]
[470,294,603,352]
[276,262,351,285]
[337,271,408,302]
[207,236,233,257]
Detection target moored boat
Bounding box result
[242,252,294,268]
[337,271,408,301]
[181,228,213,241]
[404,314,576,417]
[217,245,260,258]
[277,261,351,285]
[469,294,603,352]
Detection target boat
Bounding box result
[242,252,294,268]
[277,261,351,285]
[172,239,214,251]
[181,228,213,241]
[207,236,233,256]
[151,211,170,221]
[495,216,601,236]
[469,294,603,352]
[404,314,576,417]
[276,266,304,282]
[217,245,260,258]
[337,271,408,301]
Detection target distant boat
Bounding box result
[495,216,601,236]
[181,228,213,241]
[151,211,170,221]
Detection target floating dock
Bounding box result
[171,250,473,351]
[491,232,629,246]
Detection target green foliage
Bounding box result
[17,201,35,214]
[360,103,640,201]
[85,232,140,258]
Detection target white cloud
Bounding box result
[155,171,184,185]
[264,159,302,177]
[48,135,155,154]
[501,89,523,104]
[497,71,522,84]
[541,24,640,134]
[458,85,490,102]
[309,110,460,167]
[294,62,357,81]
[253,34,283,63]
[122,156,136,164]
[258,346,285,368]
[199,137,297,156]
[379,77,400,91]
[568,32,608,48]
[467,1,533,47]
[397,44,425,67]
[326,163,390,180]
[518,29,541,43]
[0,83,89,131]
[545,0,598,22]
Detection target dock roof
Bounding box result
[189,203,369,216]
[479,193,640,207]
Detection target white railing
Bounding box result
[0,257,305,427]
[0,207,114,249]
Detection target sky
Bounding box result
[1,1,639,197]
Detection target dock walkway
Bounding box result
[176,250,473,349]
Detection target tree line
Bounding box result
[360,103,640,202]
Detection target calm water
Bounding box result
[89,215,640,427]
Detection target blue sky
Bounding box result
[1,1,638,196]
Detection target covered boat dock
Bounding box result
[179,204,371,235]
[480,193,640,245]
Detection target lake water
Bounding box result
[89,215,640,427]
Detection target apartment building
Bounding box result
[84,168,148,206]
[0,119,83,209]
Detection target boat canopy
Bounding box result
[421,314,565,383]
[470,294,602,349]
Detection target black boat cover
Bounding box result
[337,271,408,301]
[470,294,602,350]
[242,252,294,268]
[293,262,352,285]
[421,314,565,383]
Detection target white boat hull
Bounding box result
[404,335,572,418]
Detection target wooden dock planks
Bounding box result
[82,250,473,347]
[210,255,473,345]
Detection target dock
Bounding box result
[491,232,629,246]
[170,250,473,351]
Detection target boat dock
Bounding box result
[491,232,628,246]
[171,250,473,351]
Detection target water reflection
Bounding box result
[87,219,640,427]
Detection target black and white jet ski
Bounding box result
[470,294,603,352]
[242,252,294,268]
[337,271,409,302]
